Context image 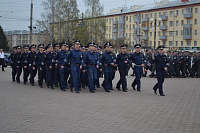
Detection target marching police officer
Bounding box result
[14,45,22,83]
[36,44,46,88]
[21,45,29,85]
[184,51,193,77]
[85,42,100,93]
[68,40,83,93]
[10,46,18,82]
[130,44,146,91]
[54,43,60,87]
[153,45,168,96]
[116,44,129,92]
[28,44,37,86]
[46,44,56,89]
[54,42,70,91]
[101,42,116,92]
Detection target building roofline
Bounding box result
[105,2,200,17]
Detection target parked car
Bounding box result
[4,53,11,67]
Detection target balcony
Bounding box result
[141,36,148,40]
[160,16,168,21]
[159,26,167,30]
[183,35,192,40]
[119,20,125,24]
[112,29,118,33]
[184,13,193,19]
[118,28,125,32]
[183,24,192,29]
[113,21,118,25]
[159,36,167,40]
[142,17,149,22]
[134,19,140,23]
[142,27,149,31]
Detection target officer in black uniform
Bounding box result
[183,51,193,77]
[28,44,37,86]
[15,45,22,83]
[46,43,56,89]
[101,42,116,92]
[36,44,46,88]
[116,44,129,92]
[21,45,29,85]
[153,45,168,96]
[54,43,60,87]
[10,46,17,82]
[130,44,146,91]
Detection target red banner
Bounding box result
[181,0,189,2]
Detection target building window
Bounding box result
[176,10,179,16]
[181,41,184,46]
[175,41,178,46]
[195,8,198,13]
[129,16,131,23]
[194,30,198,35]
[169,21,173,27]
[169,41,173,46]
[176,20,179,26]
[194,41,197,46]
[126,33,128,37]
[169,31,174,37]
[187,41,191,46]
[159,12,161,17]
[126,16,128,21]
[187,19,191,24]
[109,18,111,24]
[181,20,184,26]
[106,26,108,30]
[163,12,167,16]
[109,26,111,31]
[154,13,157,18]
[150,32,152,37]
[129,25,131,31]
[176,31,178,36]
[150,41,152,46]
[170,11,174,17]
[158,41,160,45]
[158,31,161,36]
[181,30,183,36]
[150,13,152,18]
[109,34,111,39]
[194,19,198,25]
[182,9,184,14]
[126,25,128,29]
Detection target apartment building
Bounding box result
[105,0,200,50]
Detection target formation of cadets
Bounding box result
[10,40,200,96]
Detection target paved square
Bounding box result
[0,68,200,133]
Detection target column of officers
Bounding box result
[143,49,200,78]
[10,40,200,96]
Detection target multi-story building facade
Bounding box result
[105,0,200,50]
[5,30,48,50]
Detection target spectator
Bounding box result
[0,49,5,71]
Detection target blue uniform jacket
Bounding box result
[21,52,29,67]
[54,50,70,66]
[117,52,129,68]
[28,52,37,67]
[130,52,146,65]
[85,51,100,66]
[36,52,46,68]
[68,49,83,66]
[154,54,168,70]
[102,51,116,67]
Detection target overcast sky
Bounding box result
[0,0,157,31]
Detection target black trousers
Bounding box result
[0,58,4,71]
